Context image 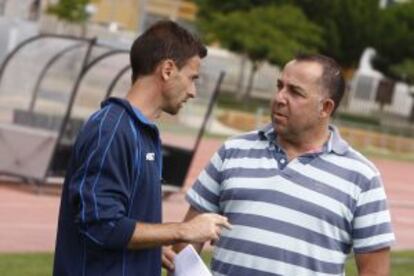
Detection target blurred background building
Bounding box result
[0,0,413,153]
[90,0,197,33]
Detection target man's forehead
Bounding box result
[182,56,201,72]
[280,60,323,84]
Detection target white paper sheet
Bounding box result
[173,245,212,276]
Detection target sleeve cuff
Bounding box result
[105,217,136,249]
[81,217,136,250]
[353,240,395,254]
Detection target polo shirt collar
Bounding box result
[258,123,349,155]
[327,125,349,155]
[258,123,275,141]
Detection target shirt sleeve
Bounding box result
[352,175,395,253]
[68,109,136,250]
[186,145,226,214]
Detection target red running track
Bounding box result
[0,138,413,252]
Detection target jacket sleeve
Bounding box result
[68,108,137,249]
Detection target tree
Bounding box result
[369,1,414,123]
[390,60,414,84]
[47,0,91,36]
[293,0,380,68]
[196,4,323,100]
[195,0,383,69]
[372,1,414,83]
[194,0,288,15]
[47,0,90,23]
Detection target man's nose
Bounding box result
[274,88,287,104]
[188,83,196,98]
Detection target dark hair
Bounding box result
[130,20,207,83]
[295,54,345,115]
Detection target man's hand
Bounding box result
[162,246,176,272]
[179,213,232,244]
[163,214,231,275]
[127,212,230,250]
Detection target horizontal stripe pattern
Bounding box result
[187,128,394,275]
[222,157,278,169]
[213,247,340,276]
[289,160,363,199]
[353,210,392,229]
[186,189,218,213]
[356,186,387,207]
[222,176,354,222]
[212,259,283,276]
[353,232,395,249]
[197,170,220,196]
[320,154,379,181]
[225,213,350,253]
[216,234,345,274]
[224,138,269,150]
[221,199,351,243]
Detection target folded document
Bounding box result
[173,245,212,276]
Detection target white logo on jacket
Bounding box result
[146,152,155,161]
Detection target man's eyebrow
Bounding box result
[290,83,304,92]
[277,79,305,93]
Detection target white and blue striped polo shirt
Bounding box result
[186,124,395,276]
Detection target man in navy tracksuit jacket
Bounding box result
[53,20,230,276]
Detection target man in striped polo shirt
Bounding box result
[166,54,395,275]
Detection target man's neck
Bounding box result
[276,126,330,161]
[126,77,163,121]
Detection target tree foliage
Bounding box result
[47,0,90,23]
[199,4,323,65]
[294,0,380,68]
[390,60,414,84]
[194,0,414,84]
[373,1,414,83]
[194,0,287,15]
[195,3,323,98]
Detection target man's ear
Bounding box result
[160,59,176,81]
[320,98,335,118]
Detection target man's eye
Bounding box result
[291,89,304,97]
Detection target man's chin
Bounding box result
[272,119,284,129]
[273,124,287,135]
[164,107,180,115]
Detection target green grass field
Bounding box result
[1,251,413,275]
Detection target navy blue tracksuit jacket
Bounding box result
[54,97,163,275]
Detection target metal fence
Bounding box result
[0,34,224,191]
